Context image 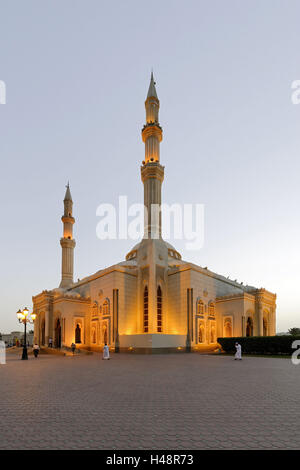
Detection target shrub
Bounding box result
[217,335,300,355]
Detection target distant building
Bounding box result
[32,75,277,353]
[1,331,34,347]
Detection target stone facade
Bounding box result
[33,75,276,353]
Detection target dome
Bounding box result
[125,240,181,261]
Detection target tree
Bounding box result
[288,328,300,336]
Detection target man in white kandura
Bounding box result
[235,342,242,360]
[102,343,110,360]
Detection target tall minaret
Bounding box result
[59,183,76,288]
[141,72,164,238]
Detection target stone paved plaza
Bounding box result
[1,351,299,450]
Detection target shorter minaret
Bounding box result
[59,183,76,288]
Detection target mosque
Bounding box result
[33,75,276,353]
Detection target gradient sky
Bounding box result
[1,0,300,333]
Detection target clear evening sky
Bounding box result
[0,0,299,333]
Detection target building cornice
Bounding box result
[69,264,137,289]
[216,292,255,303]
[168,263,249,291]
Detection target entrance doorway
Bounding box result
[41,319,45,345]
[246,317,253,337]
[75,324,81,344]
[55,319,61,348]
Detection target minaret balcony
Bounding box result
[141,124,163,143]
[60,237,76,248]
[61,215,75,224]
[141,162,165,183]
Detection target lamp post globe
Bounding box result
[16,307,35,361]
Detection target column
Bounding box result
[45,309,50,346]
[257,300,263,336]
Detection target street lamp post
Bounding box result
[16,308,36,360]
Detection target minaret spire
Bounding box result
[141,73,164,239]
[59,183,76,288]
[64,182,72,202]
[147,71,158,100]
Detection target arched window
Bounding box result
[103,299,110,315]
[92,302,98,317]
[157,286,162,332]
[75,324,81,343]
[209,302,215,317]
[144,286,148,333]
[197,299,204,315]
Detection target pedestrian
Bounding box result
[235,342,242,360]
[33,343,40,358]
[102,343,110,360]
[71,342,76,355]
[48,337,53,348]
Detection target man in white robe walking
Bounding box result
[235,342,242,360]
[102,343,110,360]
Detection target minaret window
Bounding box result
[157,286,162,332]
[143,286,149,333]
